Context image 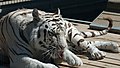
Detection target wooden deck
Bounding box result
[90,11,120,33]
[59,11,120,68]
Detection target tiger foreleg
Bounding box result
[92,41,120,53]
[63,48,83,66]
[66,25,106,60]
[77,40,106,60]
[10,56,58,68]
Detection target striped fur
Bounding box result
[0,8,119,68]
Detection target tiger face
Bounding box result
[30,9,68,59]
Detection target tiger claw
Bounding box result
[110,42,120,53]
[63,49,83,66]
[90,51,106,60]
[89,48,106,60]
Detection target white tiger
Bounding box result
[0,8,119,68]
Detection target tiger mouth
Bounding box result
[42,47,64,59]
[57,50,64,59]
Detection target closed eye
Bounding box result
[51,19,59,21]
[59,23,63,25]
[52,23,56,26]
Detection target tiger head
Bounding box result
[30,9,68,59]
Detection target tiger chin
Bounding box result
[0,8,119,68]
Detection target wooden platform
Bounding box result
[90,11,120,34]
[59,11,120,68]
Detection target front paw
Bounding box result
[28,62,58,68]
[64,49,83,66]
[89,48,106,60]
[22,57,58,68]
[44,63,58,68]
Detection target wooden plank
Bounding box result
[90,11,120,33]
[90,20,120,33]
[81,57,120,68]
[99,57,120,66]
[59,61,101,68]
[98,11,120,22]
[103,11,120,16]
[106,53,120,60]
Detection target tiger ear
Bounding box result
[54,8,61,15]
[32,8,40,21]
[57,8,61,15]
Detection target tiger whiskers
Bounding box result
[41,46,64,59]
[41,47,55,59]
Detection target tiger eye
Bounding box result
[45,25,48,28]
[39,41,43,44]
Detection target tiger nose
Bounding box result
[59,45,65,50]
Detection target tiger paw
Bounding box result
[44,63,58,68]
[63,49,83,66]
[22,57,58,68]
[89,48,106,60]
[110,42,120,53]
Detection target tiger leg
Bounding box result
[10,56,58,68]
[76,40,106,60]
[66,25,106,60]
[63,48,83,66]
[90,41,120,53]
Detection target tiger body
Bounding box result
[0,9,119,68]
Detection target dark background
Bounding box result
[0,0,108,21]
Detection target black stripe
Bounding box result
[9,48,16,55]
[68,28,72,41]
[87,41,92,45]
[9,47,32,59]
[100,31,105,35]
[45,14,52,15]
[44,29,47,42]
[45,16,51,18]
[16,43,24,51]
[73,33,80,38]
[19,19,25,27]
[38,19,51,28]
[41,44,47,48]
[1,16,7,42]
[50,40,54,45]
[16,42,33,55]
[99,31,103,35]
[39,21,46,27]
[77,39,84,46]
[91,32,96,37]
[12,48,31,57]
[19,28,29,44]
[81,32,87,38]
[51,19,59,21]
[6,16,13,40]
[16,53,31,57]
[85,46,90,50]
[37,28,41,38]
[12,48,16,55]
[9,56,13,63]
